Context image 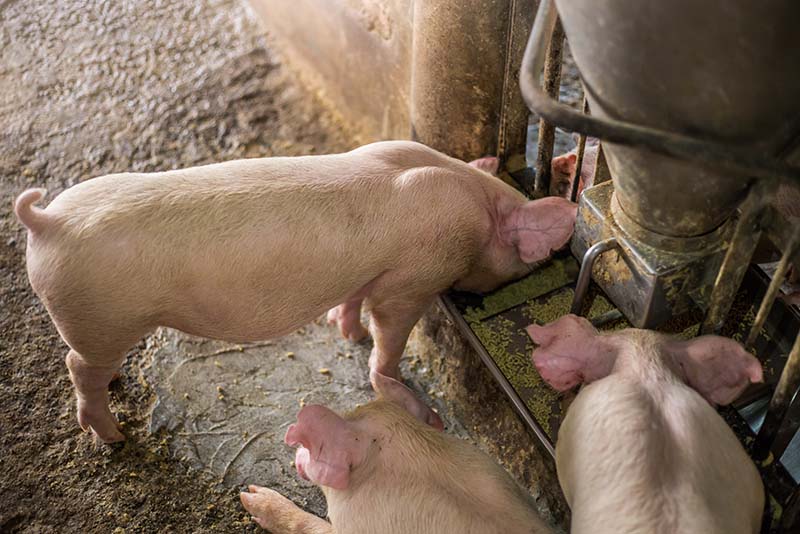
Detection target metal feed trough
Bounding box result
[441,1,800,531]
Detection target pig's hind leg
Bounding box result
[240,485,333,534]
[326,298,369,341]
[58,318,150,443]
[65,349,126,443]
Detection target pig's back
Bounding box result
[559,377,762,534]
[663,386,763,534]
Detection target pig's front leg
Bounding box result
[367,297,433,379]
[368,297,444,430]
[240,486,333,534]
[326,298,369,342]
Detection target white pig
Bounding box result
[240,393,553,534]
[13,141,577,442]
[527,315,765,534]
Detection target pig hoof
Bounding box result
[345,324,369,342]
[326,307,339,325]
[76,400,125,443]
[327,305,369,341]
[240,486,299,533]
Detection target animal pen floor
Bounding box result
[0,1,563,532]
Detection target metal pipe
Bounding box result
[533,17,564,198]
[753,331,800,461]
[571,237,619,316]
[700,179,778,336]
[518,0,800,185]
[745,226,800,349]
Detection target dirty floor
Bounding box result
[0,0,356,531]
[0,1,503,532]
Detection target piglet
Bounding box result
[527,315,764,534]
[549,138,599,199]
[774,182,800,304]
[14,141,577,442]
[240,387,553,534]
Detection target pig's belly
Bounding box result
[159,278,354,343]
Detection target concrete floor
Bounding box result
[0,0,562,532]
[0,0,361,531]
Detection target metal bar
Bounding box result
[764,205,800,265]
[518,0,800,184]
[700,179,778,336]
[571,237,619,316]
[754,332,800,461]
[770,393,800,462]
[592,142,611,185]
[438,295,556,457]
[746,226,800,349]
[569,98,589,203]
[533,17,564,199]
[590,309,624,328]
[780,481,800,533]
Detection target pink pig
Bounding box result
[527,315,764,534]
[13,141,577,443]
[549,138,599,199]
[240,393,553,534]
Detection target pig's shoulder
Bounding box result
[349,140,445,162]
[569,377,671,460]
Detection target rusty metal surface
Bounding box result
[571,182,730,328]
[592,142,612,185]
[747,227,800,349]
[519,0,800,187]
[410,0,536,161]
[701,179,778,335]
[533,17,564,198]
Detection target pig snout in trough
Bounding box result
[526,315,765,534]
[240,399,553,534]
[13,141,577,442]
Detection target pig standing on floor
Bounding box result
[240,395,553,534]
[527,315,764,534]
[13,141,577,442]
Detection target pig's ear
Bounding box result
[527,314,616,391]
[468,156,500,176]
[551,153,577,176]
[666,336,764,406]
[284,405,362,490]
[502,197,578,263]
[370,371,444,431]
